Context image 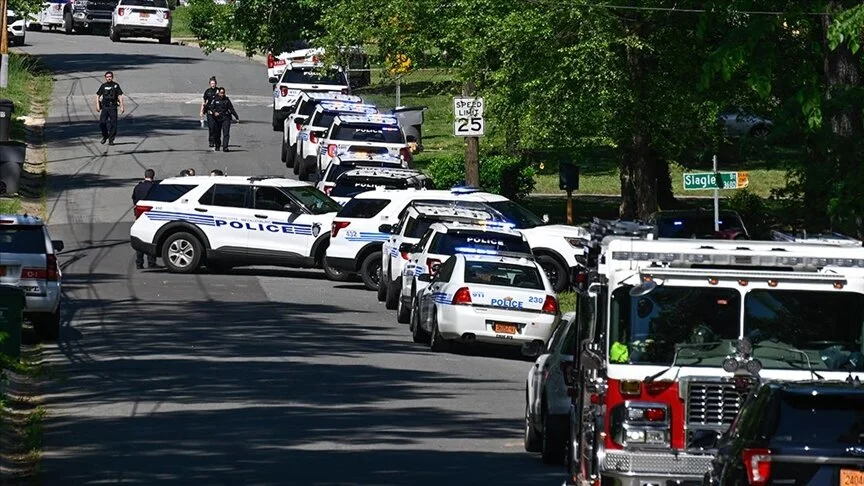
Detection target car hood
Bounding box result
[521,224,591,239]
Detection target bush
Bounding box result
[725,188,772,238]
[425,154,536,200]
[184,0,234,53]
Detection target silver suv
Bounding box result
[0,214,64,341]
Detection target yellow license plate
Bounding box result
[841,469,864,486]
[493,323,517,334]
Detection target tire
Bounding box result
[63,12,73,34]
[385,275,400,310]
[359,251,382,291]
[109,24,119,42]
[281,139,288,163]
[376,270,388,302]
[396,292,411,324]
[537,254,569,293]
[272,111,281,132]
[541,410,567,465]
[298,157,309,181]
[524,391,542,453]
[429,315,450,352]
[32,311,60,342]
[410,299,429,344]
[322,256,353,282]
[159,33,170,44]
[161,232,203,274]
[292,150,301,175]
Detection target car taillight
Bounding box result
[279,86,289,97]
[400,248,411,260]
[310,132,318,144]
[133,205,152,219]
[341,88,349,94]
[46,254,59,281]
[451,287,472,305]
[295,123,302,131]
[399,147,412,164]
[163,10,169,19]
[331,221,350,237]
[541,295,558,314]
[267,53,275,69]
[22,256,58,281]
[327,144,337,157]
[117,7,124,15]
[311,55,320,63]
[323,185,333,195]
[426,258,441,274]
[742,448,771,486]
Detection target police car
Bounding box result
[267,46,321,85]
[316,153,407,203]
[271,60,350,131]
[129,176,343,274]
[396,220,534,324]
[7,10,27,45]
[294,102,379,180]
[316,114,411,176]
[281,92,363,164]
[318,166,432,205]
[325,187,517,290]
[380,201,502,308]
[409,253,559,352]
[109,0,172,44]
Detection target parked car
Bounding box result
[7,10,27,45]
[647,209,749,240]
[704,381,864,485]
[719,108,772,138]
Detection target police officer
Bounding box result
[200,76,219,148]
[208,87,240,152]
[95,71,125,145]
[132,168,158,269]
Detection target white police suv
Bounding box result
[324,187,514,290]
[294,102,379,180]
[130,176,342,274]
[410,253,559,352]
[281,92,363,164]
[271,60,350,131]
[380,201,500,308]
[396,220,534,323]
[319,167,432,206]
[316,114,411,175]
[316,153,408,204]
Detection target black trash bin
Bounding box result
[0,285,25,361]
[0,99,14,143]
[0,142,27,196]
[391,106,427,153]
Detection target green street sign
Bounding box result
[683,171,750,191]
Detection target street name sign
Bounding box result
[683,171,750,190]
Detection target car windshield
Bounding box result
[281,68,345,86]
[609,285,741,365]
[331,176,410,198]
[464,261,544,290]
[429,231,531,256]
[766,392,864,445]
[655,213,742,238]
[745,289,864,371]
[485,200,544,229]
[283,186,342,215]
[0,226,46,254]
[331,124,405,144]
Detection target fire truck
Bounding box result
[565,219,864,486]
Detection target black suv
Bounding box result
[704,381,864,485]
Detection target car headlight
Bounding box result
[565,237,585,249]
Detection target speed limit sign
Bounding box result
[454,97,484,137]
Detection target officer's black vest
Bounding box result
[100,82,120,106]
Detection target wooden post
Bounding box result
[463,81,479,187]
[566,189,574,225]
[0,0,8,89]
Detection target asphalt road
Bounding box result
[16,32,565,485]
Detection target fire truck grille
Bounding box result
[603,451,713,475]
[687,381,746,426]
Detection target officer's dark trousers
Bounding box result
[213,118,231,149]
[99,106,118,141]
[135,249,156,268]
[206,114,216,146]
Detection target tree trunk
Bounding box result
[655,157,676,209]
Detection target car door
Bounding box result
[195,183,251,254]
[420,256,456,332]
[250,185,312,257]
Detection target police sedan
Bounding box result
[409,253,560,352]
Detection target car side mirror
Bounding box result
[542,214,550,224]
[51,240,64,253]
[378,224,393,233]
[417,274,433,282]
[521,340,545,358]
[268,76,278,85]
[398,242,415,253]
[581,342,606,370]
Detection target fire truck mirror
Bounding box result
[581,342,605,370]
[629,280,657,297]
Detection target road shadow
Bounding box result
[34,52,202,75]
[45,115,204,146]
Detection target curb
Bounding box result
[174,37,266,63]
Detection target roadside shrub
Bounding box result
[725,188,771,238]
[185,0,235,53]
[425,154,536,200]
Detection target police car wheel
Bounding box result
[537,254,568,293]
[385,275,400,310]
[410,300,429,344]
[376,272,387,302]
[281,140,288,163]
[396,294,411,324]
[292,152,300,175]
[429,316,450,352]
[272,112,281,132]
[360,251,382,291]
[162,232,203,274]
[541,409,566,465]
[322,256,353,282]
[524,392,542,452]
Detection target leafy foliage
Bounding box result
[426,153,536,200]
[184,0,235,54]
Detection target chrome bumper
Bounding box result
[601,449,711,484]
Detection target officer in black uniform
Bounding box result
[200,76,219,147]
[132,168,158,269]
[95,71,125,145]
[208,87,240,152]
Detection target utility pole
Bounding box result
[463,81,479,187]
[0,0,8,89]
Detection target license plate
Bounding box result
[493,323,517,334]
[841,469,864,486]
[0,266,5,277]
[353,147,374,153]
[140,12,149,18]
